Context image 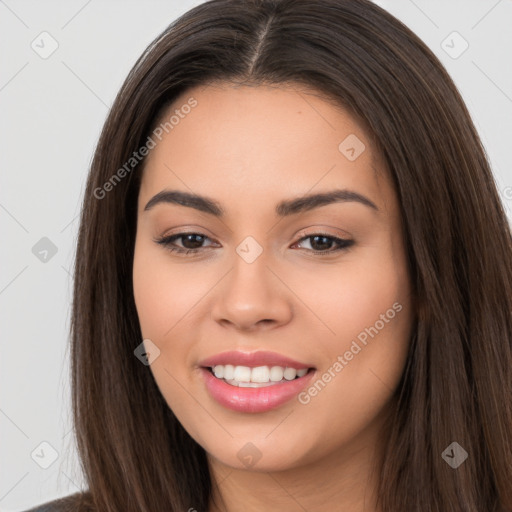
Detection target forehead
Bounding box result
[138,82,395,218]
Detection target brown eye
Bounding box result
[154,232,354,256]
[154,232,215,254]
[293,234,354,255]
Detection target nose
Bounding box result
[210,250,293,332]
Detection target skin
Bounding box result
[133,82,415,512]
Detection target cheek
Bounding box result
[132,241,200,416]
[132,240,200,340]
[306,243,412,424]
[303,247,409,346]
[307,236,410,352]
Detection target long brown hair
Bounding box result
[66,0,512,510]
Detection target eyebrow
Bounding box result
[143,188,379,216]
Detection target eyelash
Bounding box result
[154,231,354,256]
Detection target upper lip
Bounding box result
[199,350,315,370]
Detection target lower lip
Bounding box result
[200,367,316,413]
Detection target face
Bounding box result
[133,82,414,473]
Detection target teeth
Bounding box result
[283,367,297,380]
[269,366,284,381]
[251,366,270,383]
[223,364,234,380]
[210,364,309,386]
[233,366,251,382]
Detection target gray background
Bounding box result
[1,1,511,510]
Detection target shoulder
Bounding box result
[21,492,94,512]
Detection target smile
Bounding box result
[198,350,317,412]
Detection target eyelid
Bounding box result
[294,225,352,241]
[158,225,217,239]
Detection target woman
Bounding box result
[25,0,512,510]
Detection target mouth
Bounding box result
[198,350,317,412]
